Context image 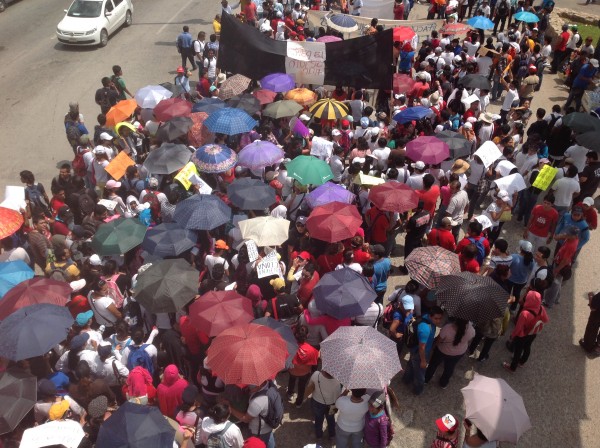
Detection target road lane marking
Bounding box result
[157,0,196,35]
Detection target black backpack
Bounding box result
[404,316,422,349]
[575,33,583,48]
[253,381,284,432]
[532,266,554,291]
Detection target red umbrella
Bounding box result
[0,207,24,239]
[0,278,72,320]
[406,136,450,165]
[153,98,192,122]
[252,89,277,105]
[393,26,416,42]
[206,323,288,385]
[187,112,215,147]
[306,202,362,243]
[368,182,420,212]
[393,74,416,95]
[189,291,254,337]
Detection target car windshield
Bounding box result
[67,0,103,18]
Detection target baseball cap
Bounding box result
[49,400,70,421]
[369,390,385,408]
[401,295,415,310]
[105,179,121,189]
[243,437,267,448]
[590,58,599,68]
[88,254,102,266]
[70,333,90,350]
[519,240,533,253]
[270,277,286,291]
[331,129,341,137]
[176,66,185,73]
[299,114,310,121]
[296,215,308,225]
[412,161,426,170]
[572,206,584,214]
[436,414,458,432]
[354,157,366,164]
[298,251,311,260]
[99,132,113,141]
[497,190,510,202]
[582,197,595,206]
[215,239,229,250]
[528,64,537,72]
[38,379,57,398]
[209,85,217,92]
[75,310,94,326]
[341,119,350,127]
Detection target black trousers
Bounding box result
[510,334,537,370]
[180,48,196,70]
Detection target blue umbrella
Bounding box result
[174,194,231,230]
[141,222,197,258]
[203,107,257,135]
[0,261,34,298]
[326,14,359,32]
[253,317,299,368]
[513,11,540,23]
[191,97,225,114]
[96,402,176,448]
[260,73,296,93]
[467,16,494,30]
[191,143,238,174]
[0,304,74,361]
[393,106,434,124]
[313,267,377,319]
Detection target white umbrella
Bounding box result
[238,216,291,247]
[134,85,173,109]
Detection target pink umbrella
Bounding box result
[406,136,450,165]
[252,89,277,105]
[393,74,415,94]
[317,35,342,43]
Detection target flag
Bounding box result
[218,13,393,89]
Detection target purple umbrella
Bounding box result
[316,35,343,43]
[306,182,356,208]
[237,140,284,169]
[405,136,450,165]
[260,73,296,93]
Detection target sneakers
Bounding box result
[287,393,295,403]
[502,362,515,373]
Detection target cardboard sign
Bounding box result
[245,239,259,262]
[474,141,502,169]
[105,151,135,180]
[493,173,527,194]
[189,173,213,194]
[174,162,198,190]
[21,420,84,448]
[310,136,334,160]
[97,199,118,211]
[286,41,327,85]
[256,251,281,279]
[531,165,558,191]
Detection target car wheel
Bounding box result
[99,29,108,47]
[0,1,6,13]
[125,10,132,26]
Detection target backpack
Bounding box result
[526,306,546,335]
[101,274,125,308]
[382,288,404,329]
[98,88,113,110]
[467,236,486,266]
[575,33,583,48]
[25,184,48,213]
[339,129,353,154]
[126,344,154,375]
[404,316,421,349]
[47,260,75,282]
[65,120,82,147]
[206,422,232,448]
[496,0,509,17]
[532,265,554,291]
[515,53,529,79]
[78,192,96,218]
[253,381,284,431]
[111,75,124,96]
[142,191,161,223]
[72,149,89,177]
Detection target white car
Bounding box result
[56,0,133,47]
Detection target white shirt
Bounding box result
[515,151,539,176]
[446,190,469,224]
[465,40,480,57]
[353,302,383,327]
[138,189,167,203]
[204,57,217,78]
[309,371,342,405]
[407,173,425,190]
[564,144,589,172]
[205,254,230,277]
[551,177,580,207]
[193,39,205,58]
[101,356,129,386]
[0,247,30,263]
[371,147,391,171]
[351,0,363,14]
[198,418,244,448]
[329,155,344,182]
[502,87,519,111]
[335,395,370,433]
[87,293,117,326]
[542,44,552,59]
[567,33,581,50]
[247,387,273,434]
[335,262,363,274]
[475,89,490,112]
[476,56,493,77]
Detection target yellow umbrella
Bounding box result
[106,99,138,127]
[285,88,318,107]
[114,121,137,135]
[309,98,349,120]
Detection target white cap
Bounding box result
[353,157,366,164]
[583,197,594,206]
[497,190,510,202]
[519,240,533,253]
[331,129,341,137]
[412,161,426,170]
[70,279,87,292]
[299,114,310,121]
[99,132,113,141]
[89,254,103,266]
[591,59,599,68]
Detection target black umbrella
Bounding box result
[227,178,277,210]
[0,368,37,435]
[459,74,492,90]
[435,130,473,159]
[133,259,199,313]
[562,112,600,134]
[174,194,231,230]
[253,316,299,368]
[143,143,192,175]
[435,272,509,324]
[575,131,600,151]
[141,222,197,258]
[96,402,176,448]
[0,304,73,361]
[191,97,226,114]
[155,116,193,142]
[227,93,261,115]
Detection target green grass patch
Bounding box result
[571,22,600,44]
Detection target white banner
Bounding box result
[286,41,327,85]
[362,0,396,20]
[256,251,282,279]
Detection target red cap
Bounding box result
[298,251,311,260]
[177,66,185,74]
[528,64,537,72]
[243,437,266,448]
[341,119,350,127]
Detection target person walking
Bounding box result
[177,26,197,70]
[335,388,370,448]
[305,369,343,444]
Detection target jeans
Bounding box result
[256,431,275,448]
[564,87,585,112]
[424,347,464,387]
[543,275,563,308]
[509,334,537,370]
[335,424,363,448]
[491,74,503,101]
[468,331,497,360]
[311,398,336,439]
[517,189,538,225]
[466,184,484,219]
[402,349,426,395]
[288,373,310,406]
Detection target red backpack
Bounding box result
[339,129,353,155]
[72,149,89,177]
[142,191,161,223]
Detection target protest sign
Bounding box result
[20,420,84,448]
[97,199,118,211]
[105,151,135,181]
[495,160,518,177]
[174,162,199,190]
[474,141,502,168]
[256,251,281,279]
[1,185,26,211]
[245,239,259,262]
[493,173,527,193]
[531,165,558,191]
[310,136,334,160]
[189,173,213,194]
[286,41,327,85]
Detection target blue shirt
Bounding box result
[177,32,193,49]
[573,64,598,90]
[555,213,590,250]
[398,51,415,72]
[413,314,436,358]
[509,253,534,284]
[373,257,391,292]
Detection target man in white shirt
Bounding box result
[564,143,589,173]
[445,181,469,241]
[203,49,218,83]
[475,88,490,113]
[551,165,581,214]
[205,239,230,278]
[351,0,363,16]
[220,0,232,14]
[120,328,158,370]
[371,140,391,171]
[407,161,426,190]
[0,238,30,263]
[476,53,493,77]
[194,31,206,69]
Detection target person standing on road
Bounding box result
[110,65,133,100]
[94,77,119,114]
[176,26,196,71]
[579,291,600,355]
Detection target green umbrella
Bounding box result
[262,100,303,119]
[286,155,334,185]
[91,218,147,256]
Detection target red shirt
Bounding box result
[557,31,569,51]
[528,205,559,237]
[456,235,490,256]
[366,207,390,244]
[179,315,209,356]
[417,185,440,217]
[460,255,480,273]
[576,202,598,230]
[555,238,578,267]
[52,220,70,236]
[408,82,430,99]
[353,248,372,265]
[463,108,478,122]
[244,2,257,21]
[317,253,343,274]
[332,90,347,101]
[297,271,320,308]
[393,3,405,20]
[428,228,456,252]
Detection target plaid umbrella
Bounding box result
[206,323,288,385]
[187,112,215,147]
[459,74,492,91]
[368,182,420,212]
[0,368,37,435]
[141,222,197,258]
[285,88,318,107]
[154,97,192,121]
[321,326,401,389]
[313,267,377,319]
[192,143,237,173]
[91,218,148,256]
[393,73,416,94]
[406,136,450,165]
[286,155,334,185]
[174,194,231,230]
[218,74,252,100]
[135,85,173,109]
[0,207,23,239]
[189,291,254,337]
[238,140,284,169]
[191,97,226,114]
[204,107,257,135]
[155,116,193,142]
[326,14,358,32]
[106,99,138,127]
[405,246,461,289]
[143,143,192,175]
[263,100,303,119]
[252,88,277,105]
[252,317,298,368]
[0,278,72,320]
[227,93,261,115]
[435,130,473,159]
[306,182,355,208]
[393,26,416,42]
[133,259,199,313]
[260,73,296,93]
[435,272,509,324]
[227,178,277,210]
[309,98,349,120]
[563,112,600,134]
[306,202,362,243]
[238,216,290,247]
[0,261,34,298]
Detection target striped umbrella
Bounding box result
[309,98,349,120]
[260,73,296,93]
[192,144,237,173]
[218,74,252,100]
[238,140,284,169]
[285,88,318,106]
[252,88,277,105]
[203,107,257,135]
[263,100,303,119]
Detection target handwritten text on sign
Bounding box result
[256,251,281,279]
[286,41,326,85]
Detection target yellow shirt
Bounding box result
[213,20,222,35]
[45,261,80,281]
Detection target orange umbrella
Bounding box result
[0,207,23,239]
[106,99,138,127]
[285,88,318,106]
[187,112,215,147]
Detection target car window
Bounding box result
[67,0,103,18]
[105,0,114,13]
[113,0,123,5]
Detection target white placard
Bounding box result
[285,41,326,86]
[98,199,118,211]
[495,160,518,178]
[189,173,213,194]
[1,185,26,211]
[245,240,259,262]
[256,251,281,279]
[225,281,237,291]
[492,173,527,194]
[310,136,334,160]
[473,141,502,168]
[20,420,85,448]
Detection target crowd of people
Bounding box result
[1,0,599,448]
